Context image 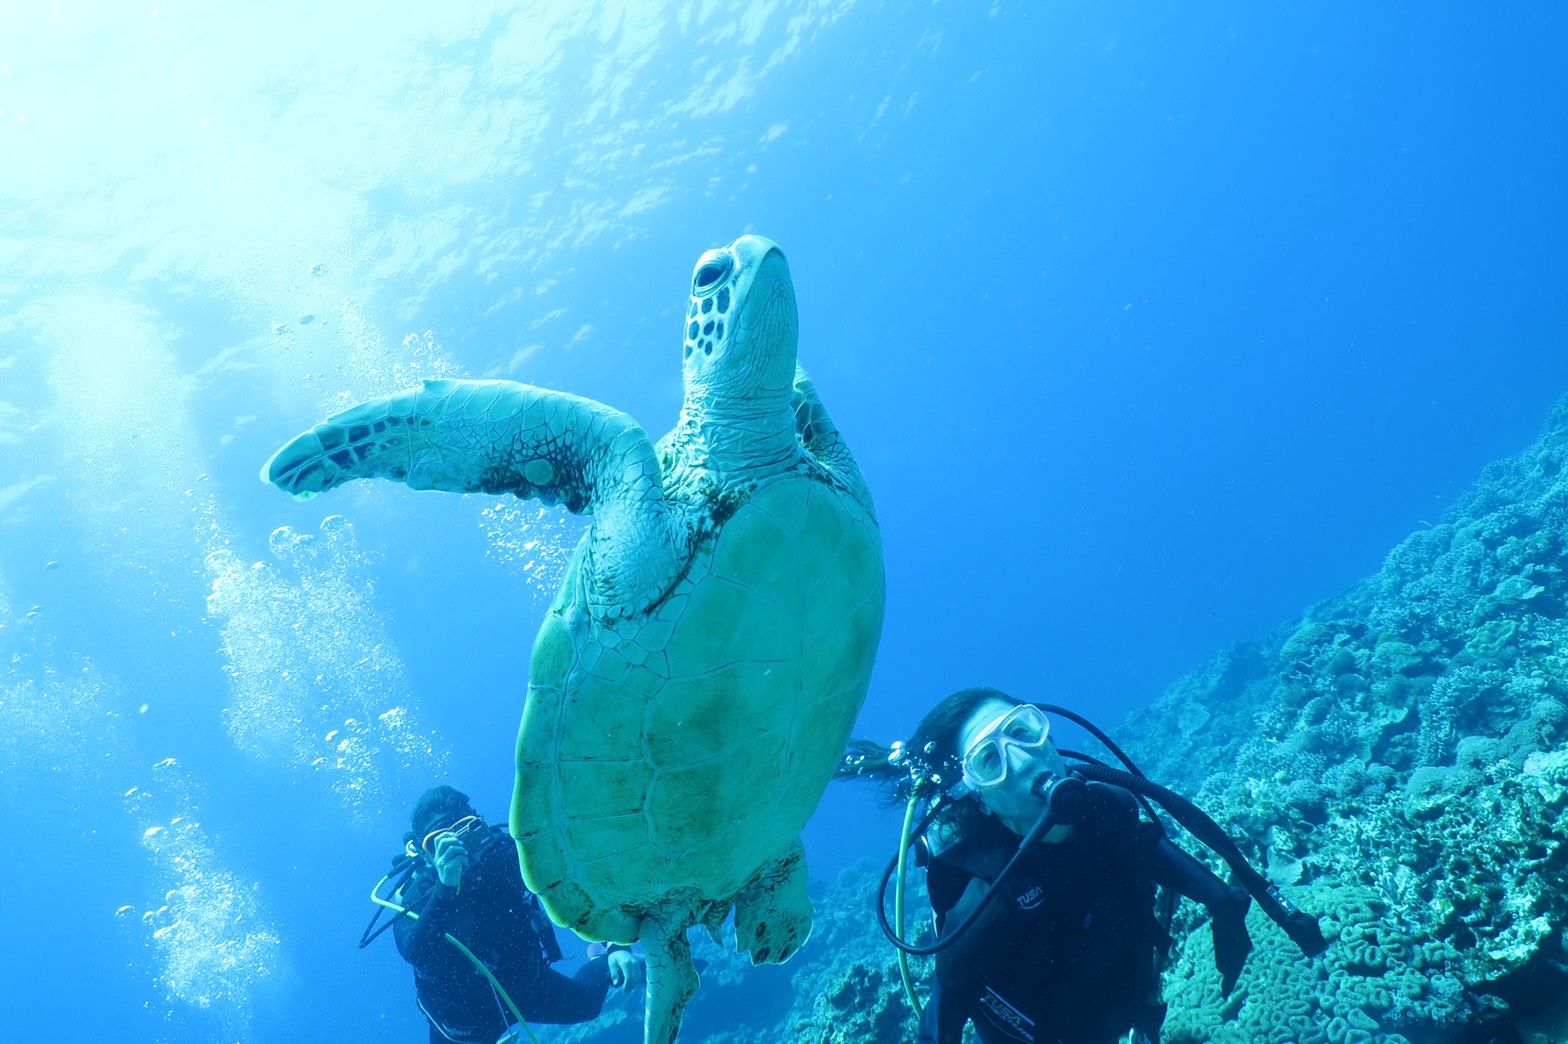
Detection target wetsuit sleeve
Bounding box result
[513,953,615,1024]
[392,881,463,966]
[1147,837,1231,906]
[1148,836,1253,995]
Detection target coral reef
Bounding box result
[544,398,1568,1042]
[1124,394,1568,1043]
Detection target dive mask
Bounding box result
[411,814,484,858]
[961,704,1051,789]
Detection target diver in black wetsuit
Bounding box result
[392,787,643,1044]
[846,688,1258,1044]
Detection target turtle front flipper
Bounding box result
[265,378,635,507]
[639,907,700,1044]
[262,377,687,616]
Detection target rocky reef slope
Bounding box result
[1120,397,1568,1044]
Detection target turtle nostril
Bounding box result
[693,253,732,295]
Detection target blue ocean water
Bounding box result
[1,1,1565,1040]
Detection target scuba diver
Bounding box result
[840,687,1327,1044]
[361,786,644,1044]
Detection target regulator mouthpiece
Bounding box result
[1031,773,1087,823]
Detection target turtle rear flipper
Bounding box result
[262,377,687,616]
[639,906,700,1044]
[734,838,813,965]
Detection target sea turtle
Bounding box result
[262,235,885,1044]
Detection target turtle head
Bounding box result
[682,235,797,405]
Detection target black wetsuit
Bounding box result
[393,827,615,1044]
[918,783,1242,1044]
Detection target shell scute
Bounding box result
[646,660,797,768]
[804,520,883,646]
[750,472,814,534]
[647,764,737,854]
[640,649,670,680]
[575,637,604,676]
[792,484,851,587]
[518,829,572,892]
[710,501,797,593]
[557,662,653,759]
[585,639,636,683]
[555,760,651,819]
[663,575,795,678]
[802,592,883,702]
[516,690,562,769]
[783,694,859,782]
[542,879,603,936]
[633,617,675,655]
[579,848,664,905]
[621,663,667,697]
[565,812,649,862]
[646,735,785,890]
[528,614,575,689]
[511,761,557,841]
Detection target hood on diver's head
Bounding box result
[408,785,478,842]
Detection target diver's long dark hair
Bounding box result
[836,686,1028,838]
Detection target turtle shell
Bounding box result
[510,473,885,943]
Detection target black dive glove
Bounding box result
[1211,888,1253,997]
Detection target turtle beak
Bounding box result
[729,234,785,276]
[748,247,790,295]
[729,237,793,341]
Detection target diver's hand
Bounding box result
[1212,889,1253,997]
[607,949,645,990]
[431,832,470,889]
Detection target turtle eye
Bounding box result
[693,252,732,296]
